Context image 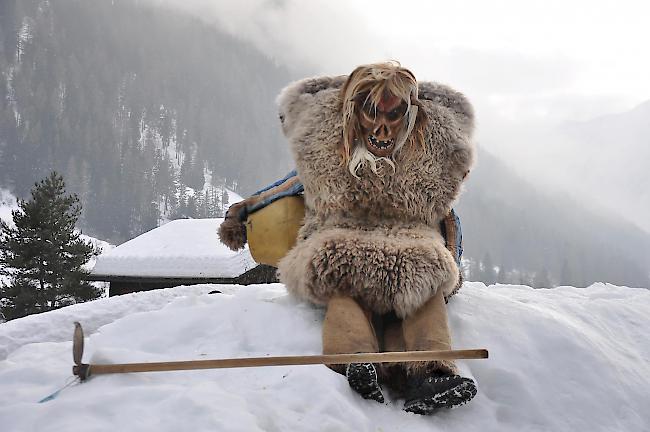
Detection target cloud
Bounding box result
[142,0,384,74]
[142,1,650,106]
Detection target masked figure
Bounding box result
[220,62,476,414]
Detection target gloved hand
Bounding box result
[218,201,248,251]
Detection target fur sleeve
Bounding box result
[418,82,474,138]
[276,76,346,136]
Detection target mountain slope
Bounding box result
[558,100,650,232]
[0,0,294,242]
[0,283,648,431]
[457,147,650,288]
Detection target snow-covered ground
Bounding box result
[0,282,648,431]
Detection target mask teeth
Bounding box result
[368,135,394,149]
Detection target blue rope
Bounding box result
[38,376,79,403]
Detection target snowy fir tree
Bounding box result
[0,172,101,320]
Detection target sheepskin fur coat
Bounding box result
[276,76,475,318]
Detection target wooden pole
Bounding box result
[85,349,488,376]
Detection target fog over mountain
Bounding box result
[477,99,650,236]
[458,148,650,288]
[557,101,650,232]
[0,0,648,287]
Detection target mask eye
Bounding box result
[387,103,407,121]
[387,110,400,121]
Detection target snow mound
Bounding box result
[0,282,648,432]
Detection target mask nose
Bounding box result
[373,123,389,140]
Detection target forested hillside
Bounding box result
[0,0,293,242]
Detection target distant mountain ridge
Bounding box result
[557,99,650,233]
[457,147,650,288]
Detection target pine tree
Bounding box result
[0,172,101,320]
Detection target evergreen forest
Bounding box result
[0,0,292,243]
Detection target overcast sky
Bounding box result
[149,0,650,114]
[148,0,650,231]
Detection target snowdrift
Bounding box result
[0,282,648,432]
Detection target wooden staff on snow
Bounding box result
[72,322,488,381]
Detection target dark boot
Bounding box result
[403,371,477,414]
[346,363,385,403]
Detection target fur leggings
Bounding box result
[322,287,458,392]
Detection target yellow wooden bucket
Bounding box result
[246,196,305,267]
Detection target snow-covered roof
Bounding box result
[91,218,255,278]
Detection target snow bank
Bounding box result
[0,284,219,360]
[91,218,255,278]
[0,282,648,432]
